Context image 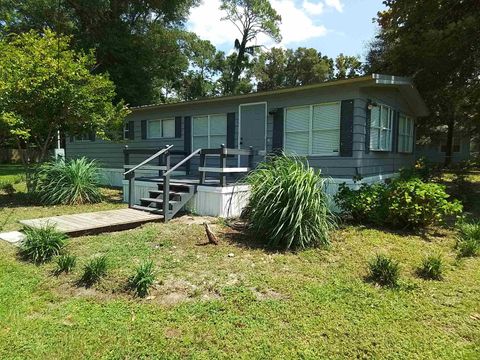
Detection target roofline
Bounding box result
[130,73,429,117]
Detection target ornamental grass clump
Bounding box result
[243,155,336,250]
[55,254,77,274]
[367,254,400,287]
[456,221,480,257]
[129,260,156,297]
[81,255,108,286]
[20,224,67,263]
[37,157,103,205]
[417,255,443,280]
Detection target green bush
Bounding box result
[129,260,156,297]
[367,254,400,287]
[456,221,480,257]
[335,178,462,229]
[37,157,103,205]
[417,255,443,280]
[399,157,441,182]
[81,255,108,286]
[244,155,336,250]
[0,181,15,196]
[386,178,462,228]
[55,254,77,274]
[20,224,67,263]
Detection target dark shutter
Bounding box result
[175,116,182,138]
[227,112,236,148]
[141,120,147,140]
[184,116,192,153]
[69,135,74,143]
[365,100,371,154]
[272,108,284,153]
[340,99,354,157]
[128,120,135,140]
[89,132,96,141]
[412,122,416,154]
[391,111,399,153]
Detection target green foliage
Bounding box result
[81,256,108,286]
[0,29,128,164]
[20,225,67,263]
[37,157,103,205]
[367,254,400,287]
[129,260,156,297]
[456,221,480,257]
[399,157,441,182]
[417,255,443,280]
[55,254,77,274]
[0,180,15,195]
[244,155,336,250]
[335,177,462,229]
[386,178,462,229]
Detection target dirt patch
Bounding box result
[171,215,218,225]
[250,287,286,301]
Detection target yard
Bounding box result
[0,165,479,359]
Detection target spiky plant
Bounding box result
[456,220,480,257]
[21,224,67,263]
[37,157,103,205]
[417,255,443,280]
[55,254,77,274]
[367,254,400,287]
[129,260,156,297]
[81,255,108,286]
[243,154,336,250]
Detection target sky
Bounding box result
[187,0,386,61]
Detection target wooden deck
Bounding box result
[19,208,163,237]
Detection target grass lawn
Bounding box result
[0,165,479,359]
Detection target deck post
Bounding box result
[199,151,206,185]
[127,171,135,208]
[162,174,170,222]
[220,144,227,187]
[123,145,130,168]
[248,146,254,171]
[161,144,171,177]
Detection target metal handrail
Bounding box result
[163,148,201,177]
[123,145,173,176]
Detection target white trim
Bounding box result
[123,165,167,171]
[198,167,250,173]
[238,101,268,166]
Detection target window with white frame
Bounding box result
[398,114,414,153]
[147,118,175,139]
[370,105,393,151]
[192,114,227,149]
[123,122,130,140]
[284,102,341,156]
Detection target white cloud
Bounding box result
[302,0,324,15]
[325,0,344,13]
[187,0,328,49]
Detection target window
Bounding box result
[123,122,131,140]
[192,114,227,149]
[398,114,414,153]
[284,102,341,156]
[370,105,393,151]
[147,118,175,139]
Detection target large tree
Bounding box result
[0,30,128,164]
[0,0,199,106]
[220,0,281,94]
[365,0,480,166]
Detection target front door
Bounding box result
[239,102,267,167]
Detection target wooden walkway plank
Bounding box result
[19,209,163,237]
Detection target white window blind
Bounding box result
[398,114,414,153]
[148,118,175,139]
[192,114,227,149]
[370,105,393,151]
[284,102,341,156]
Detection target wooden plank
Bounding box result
[19,209,163,237]
[198,167,250,173]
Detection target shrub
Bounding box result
[335,183,387,223]
[0,181,15,196]
[367,254,400,287]
[386,178,462,228]
[81,255,108,286]
[456,221,480,257]
[335,178,462,229]
[55,254,77,274]
[37,157,103,205]
[417,255,443,280]
[129,260,156,297]
[243,154,336,250]
[399,157,441,182]
[20,224,67,263]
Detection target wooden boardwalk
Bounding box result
[19,208,163,237]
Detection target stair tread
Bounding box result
[131,205,164,214]
[140,198,181,204]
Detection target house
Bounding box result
[416,137,472,164]
[66,74,429,219]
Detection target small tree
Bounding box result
[0,29,128,166]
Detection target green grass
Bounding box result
[0,164,479,358]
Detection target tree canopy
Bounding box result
[0,30,128,163]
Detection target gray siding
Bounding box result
[66,83,417,179]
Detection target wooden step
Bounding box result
[130,205,163,214]
[148,190,186,200]
[139,198,180,209]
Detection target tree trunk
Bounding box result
[444,117,455,167]
[231,35,248,94]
